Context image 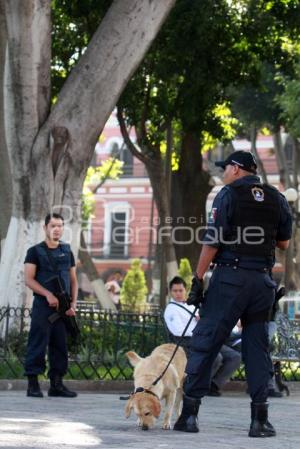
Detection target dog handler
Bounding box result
[174,151,292,437]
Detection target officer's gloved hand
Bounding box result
[271,286,285,320]
[187,276,204,307]
[275,287,285,302]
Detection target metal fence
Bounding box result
[0,305,166,380]
[0,305,299,381]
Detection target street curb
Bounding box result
[0,379,134,393]
[1,379,299,393]
[222,380,300,393]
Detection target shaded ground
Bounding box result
[0,390,299,449]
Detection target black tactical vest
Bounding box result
[34,242,72,295]
[224,183,281,258]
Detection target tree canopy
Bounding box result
[279,61,300,137]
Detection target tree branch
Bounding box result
[117,107,147,164]
[140,78,151,142]
[250,125,268,184]
[273,128,291,188]
[91,153,120,194]
[46,0,176,166]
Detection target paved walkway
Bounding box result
[0,391,299,449]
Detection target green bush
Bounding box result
[120,259,148,310]
[178,258,193,293]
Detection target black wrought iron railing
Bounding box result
[0,305,166,380]
[0,305,299,381]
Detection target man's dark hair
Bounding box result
[169,276,186,290]
[45,213,64,226]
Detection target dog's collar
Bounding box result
[133,387,159,399]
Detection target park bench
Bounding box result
[271,310,300,395]
[161,305,300,394]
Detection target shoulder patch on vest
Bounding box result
[251,187,264,202]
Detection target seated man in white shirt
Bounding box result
[164,276,241,396]
[164,276,199,353]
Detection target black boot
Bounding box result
[27,375,43,398]
[48,375,77,398]
[248,402,276,437]
[207,381,221,397]
[173,395,200,432]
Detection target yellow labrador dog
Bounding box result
[125,343,186,430]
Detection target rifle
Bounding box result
[46,275,80,342]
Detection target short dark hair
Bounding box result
[45,213,64,226]
[169,276,186,290]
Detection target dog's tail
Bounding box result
[126,351,143,367]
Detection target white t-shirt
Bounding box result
[105,280,121,305]
[164,299,198,337]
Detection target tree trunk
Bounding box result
[290,137,300,289]
[284,228,296,292]
[118,109,178,287]
[273,129,291,188]
[146,158,178,281]
[250,126,268,184]
[79,231,116,310]
[291,136,300,194]
[0,1,12,253]
[157,124,174,307]
[0,0,176,308]
[282,136,300,291]
[0,0,52,309]
[151,243,162,302]
[292,228,300,289]
[78,156,119,310]
[171,131,212,270]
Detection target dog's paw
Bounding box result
[162,423,171,430]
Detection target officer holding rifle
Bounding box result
[24,213,78,398]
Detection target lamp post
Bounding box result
[283,188,298,204]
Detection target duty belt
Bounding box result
[216,259,270,272]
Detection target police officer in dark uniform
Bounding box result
[24,213,78,398]
[173,151,292,437]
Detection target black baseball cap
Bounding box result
[215,150,257,174]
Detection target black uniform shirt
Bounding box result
[24,245,76,268]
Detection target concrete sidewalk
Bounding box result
[0,391,299,449]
